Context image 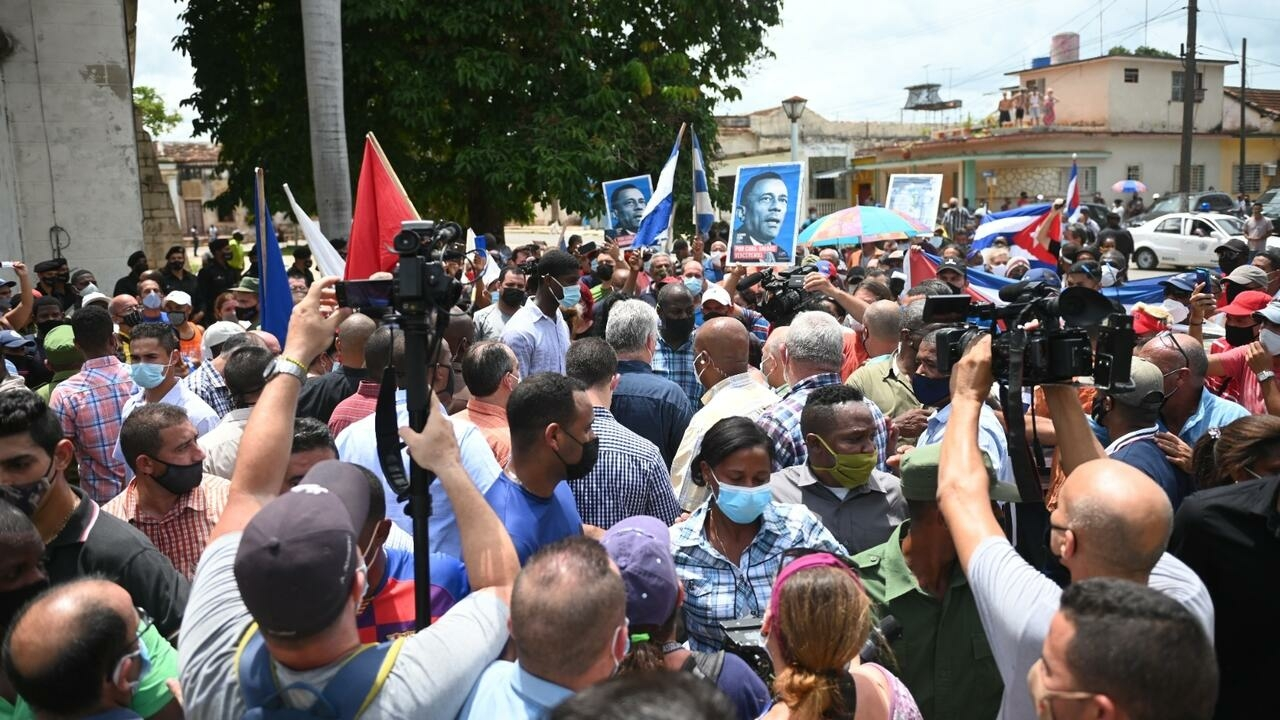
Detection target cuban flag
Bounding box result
[691,130,715,235]
[633,124,686,249]
[1065,156,1081,222]
[972,203,1059,269]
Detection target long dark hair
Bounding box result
[690,417,774,486]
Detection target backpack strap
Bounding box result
[236,622,283,713]
[680,650,725,682]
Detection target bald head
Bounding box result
[693,317,750,381]
[337,313,377,349]
[863,300,902,342]
[250,330,282,354]
[761,325,790,389]
[1059,459,1174,578]
[656,281,693,306]
[1139,332,1206,379]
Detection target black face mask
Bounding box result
[1225,324,1257,348]
[133,263,149,275]
[236,306,258,322]
[36,319,65,338]
[168,260,185,272]
[663,316,695,342]
[1090,393,1108,425]
[56,272,70,284]
[0,577,50,629]
[149,457,204,495]
[500,287,527,307]
[555,431,600,480]
[121,309,144,328]
[595,264,614,282]
[1220,255,1246,276]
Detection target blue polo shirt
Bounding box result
[458,661,574,720]
[1165,388,1250,446]
[483,474,583,564]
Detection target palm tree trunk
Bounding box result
[300,0,353,241]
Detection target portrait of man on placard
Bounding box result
[728,162,803,265]
[602,175,654,236]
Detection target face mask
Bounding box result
[911,373,951,406]
[1026,659,1094,720]
[554,430,599,480]
[0,298,9,312]
[808,436,876,489]
[141,292,162,310]
[693,351,723,389]
[683,277,704,296]
[130,361,169,389]
[989,263,1008,277]
[56,272,70,284]
[167,312,187,326]
[712,471,772,525]
[168,260,184,271]
[79,282,100,297]
[551,278,581,310]
[1224,324,1257,348]
[663,316,695,341]
[115,635,152,698]
[0,458,55,517]
[236,306,258,321]
[490,290,500,305]
[500,287,527,308]
[36,320,64,338]
[148,457,204,495]
[1161,298,1190,324]
[1261,328,1280,356]
[121,309,144,328]
[0,577,49,628]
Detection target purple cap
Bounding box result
[601,516,678,628]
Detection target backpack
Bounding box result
[680,650,725,682]
[235,623,406,720]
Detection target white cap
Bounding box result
[202,321,247,361]
[165,290,193,307]
[80,292,109,308]
[700,284,732,308]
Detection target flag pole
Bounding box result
[254,167,269,309]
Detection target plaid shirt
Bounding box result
[48,356,136,502]
[755,373,890,473]
[653,333,702,408]
[671,501,847,651]
[567,407,680,528]
[328,380,380,437]
[101,475,230,580]
[180,360,233,416]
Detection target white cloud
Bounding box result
[134,0,197,140]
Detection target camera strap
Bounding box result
[1002,329,1044,505]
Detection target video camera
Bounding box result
[718,613,903,687]
[735,264,821,326]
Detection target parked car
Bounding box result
[1077,202,1110,227]
[1254,188,1280,229]
[1130,212,1247,269]
[1126,192,1237,227]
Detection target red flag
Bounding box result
[907,248,989,304]
[1009,208,1060,266]
[346,134,419,279]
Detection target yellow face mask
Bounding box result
[808,435,876,489]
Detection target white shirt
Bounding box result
[671,372,780,509]
[198,408,253,479]
[113,381,220,468]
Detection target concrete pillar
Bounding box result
[962,159,978,210]
[135,116,183,267]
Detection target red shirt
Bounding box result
[328,380,380,438]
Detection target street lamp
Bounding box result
[781,95,807,162]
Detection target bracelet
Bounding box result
[1188,321,1203,326]
[281,356,309,375]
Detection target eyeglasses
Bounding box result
[1155,331,1190,376]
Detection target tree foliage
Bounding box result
[1107,45,1178,60]
[133,85,182,136]
[175,0,783,238]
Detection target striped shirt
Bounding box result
[755,373,891,473]
[102,475,231,580]
[502,299,570,376]
[181,360,233,416]
[328,379,380,438]
[567,407,680,528]
[653,332,702,408]
[48,356,136,502]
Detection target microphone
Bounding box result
[736,271,769,293]
[997,280,1033,302]
[859,615,902,664]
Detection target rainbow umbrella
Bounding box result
[798,206,930,248]
[1111,179,1148,194]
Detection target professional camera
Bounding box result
[735,264,821,326]
[718,617,773,686]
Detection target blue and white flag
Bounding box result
[254,168,293,345]
[632,124,687,249]
[691,130,714,235]
[1066,155,1081,222]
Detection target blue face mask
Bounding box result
[130,361,169,390]
[555,279,581,309]
[911,373,951,407]
[490,290,500,304]
[683,276,704,296]
[711,470,771,524]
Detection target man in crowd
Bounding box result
[772,385,906,554]
[459,537,627,718]
[1245,201,1274,257]
[486,373,590,561]
[474,267,527,342]
[327,324,394,438]
[859,299,903,362]
[604,299,693,468]
[671,317,778,508]
[653,283,702,408]
[564,338,679,528]
[48,306,136,503]
[848,300,931,447]
[117,323,219,464]
[32,258,72,311]
[760,326,789,392]
[1139,331,1249,446]
[503,250,577,376]
[1096,212,1134,264]
[107,403,230,580]
[855,443,1016,720]
[756,311,888,472]
[158,245,199,311]
[287,245,315,286]
[198,345,275,478]
[297,312,377,421]
[195,237,239,321]
[286,417,338,490]
[700,284,769,342]
[108,294,140,362]
[113,251,150,297]
[181,323,253,415]
[941,197,972,240]
[454,341,519,468]
[32,325,79,403]
[936,336,1213,720]
[177,278,516,718]
[1206,291,1280,415]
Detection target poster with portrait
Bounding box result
[727,161,804,266]
[885,174,943,230]
[601,175,654,237]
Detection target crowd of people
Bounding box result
[0,210,1276,720]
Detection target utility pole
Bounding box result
[1178,0,1198,211]
[1239,38,1247,198]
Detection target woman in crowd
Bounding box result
[1191,415,1280,489]
[762,552,921,720]
[671,417,846,651]
[212,290,240,325]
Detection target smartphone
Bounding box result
[1194,268,1210,288]
[578,241,599,256]
[335,279,394,308]
[0,262,14,269]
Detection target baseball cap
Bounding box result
[209,237,230,252]
[297,460,374,533]
[0,330,34,350]
[1131,303,1171,336]
[1224,264,1268,289]
[1108,358,1165,409]
[1221,290,1273,317]
[601,515,679,628]
[164,290,193,307]
[1159,272,1199,293]
[41,325,80,368]
[202,321,246,357]
[1215,238,1248,255]
[700,283,732,308]
[33,260,61,274]
[127,251,147,267]
[231,277,259,294]
[234,483,360,638]
[936,257,967,277]
[899,443,1021,503]
[1255,300,1280,324]
[0,279,13,289]
[1066,260,1102,279]
[80,291,109,308]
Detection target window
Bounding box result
[1172,164,1206,192]
[183,200,203,231]
[1156,218,1183,234]
[1124,68,1139,83]
[1125,165,1142,181]
[1171,71,1204,103]
[815,178,837,199]
[1231,164,1263,193]
[1058,165,1097,193]
[1189,219,1214,237]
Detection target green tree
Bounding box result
[1134,45,1177,59]
[133,86,182,137]
[174,0,782,239]
[1107,45,1130,56]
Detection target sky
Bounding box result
[136,0,1280,141]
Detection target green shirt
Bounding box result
[0,622,177,720]
[853,522,1003,720]
[33,370,77,404]
[847,352,922,441]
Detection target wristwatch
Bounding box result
[1257,370,1276,384]
[264,356,308,384]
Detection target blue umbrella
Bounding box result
[1111,180,1148,194]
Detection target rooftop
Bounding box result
[1223,86,1280,120]
[155,141,220,165]
[1006,53,1235,76]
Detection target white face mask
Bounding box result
[1261,328,1280,356]
[989,263,1008,277]
[1162,298,1190,324]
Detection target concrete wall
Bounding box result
[0,0,144,286]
